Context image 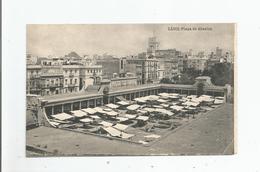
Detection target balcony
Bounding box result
[47,84,61,88]
[68,83,76,87]
[69,73,74,77]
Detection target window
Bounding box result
[121,60,124,69]
[75,79,77,84]
[70,79,72,84]
[65,79,67,84]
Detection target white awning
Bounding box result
[81,108,97,115]
[70,110,87,117]
[117,101,130,106]
[185,106,196,110]
[106,103,119,109]
[157,99,168,103]
[52,113,74,121]
[116,117,129,122]
[120,132,134,139]
[147,95,160,101]
[170,105,184,111]
[127,104,140,111]
[113,123,128,131]
[124,114,137,119]
[104,108,112,112]
[161,103,169,108]
[158,92,169,97]
[182,101,200,107]
[155,109,174,116]
[93,107,106,114]
[89,115,100,119]
[102,126,121,137]
[136,116,149,121]
[214,99,224,104]
[105,111,118,116]
[80,118,93,123]
[134,98,147,103]
[99,121,113,127]
[143,107,156,112]
[49,121,60,126]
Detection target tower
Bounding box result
[147,28,159,57]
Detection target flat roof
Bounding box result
[41,83,225,105]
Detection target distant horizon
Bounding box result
[27,24,235,57]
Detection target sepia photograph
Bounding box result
[26,24,235,156]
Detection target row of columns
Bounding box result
[47,98,103,115]
[46,88,225,116]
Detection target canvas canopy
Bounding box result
[80,118,93,123]
[49,121,60,126]
[89,115,100,119]
[102,126,121,137]
[155,109,174,116]
[117,101,130,106]
[116,117,129,122]
[214,99,224,104]
[134,98,147,103]
[127,104,140,111]
[215,96,225,100]
[170,105,184,111]
[146,95,160,101]
[124,114,137,119]
[104,108,112,112]
[93,107,106,114]
[142,107,156,112]
[136,116,149,121]
[161,103,169,108]
[81,108,97,115]
[99,121,113,127]
[182,101,200,107]
[70,110,87,117]
[158,93,169,97]
[106,103,119,109]
[52,113,74,121]
[120,132,134,139]
[157,99,168,103]
[105,111,118,116]
[113,123,128,131]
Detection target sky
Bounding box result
[27,24,235,57]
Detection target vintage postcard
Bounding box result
[26,24,235,156]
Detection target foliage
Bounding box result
[160,78,173,84]
[203,63,234,86]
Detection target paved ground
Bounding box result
[26,103,234,156]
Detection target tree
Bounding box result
[160,78,172,84]
[208,63,234,86]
